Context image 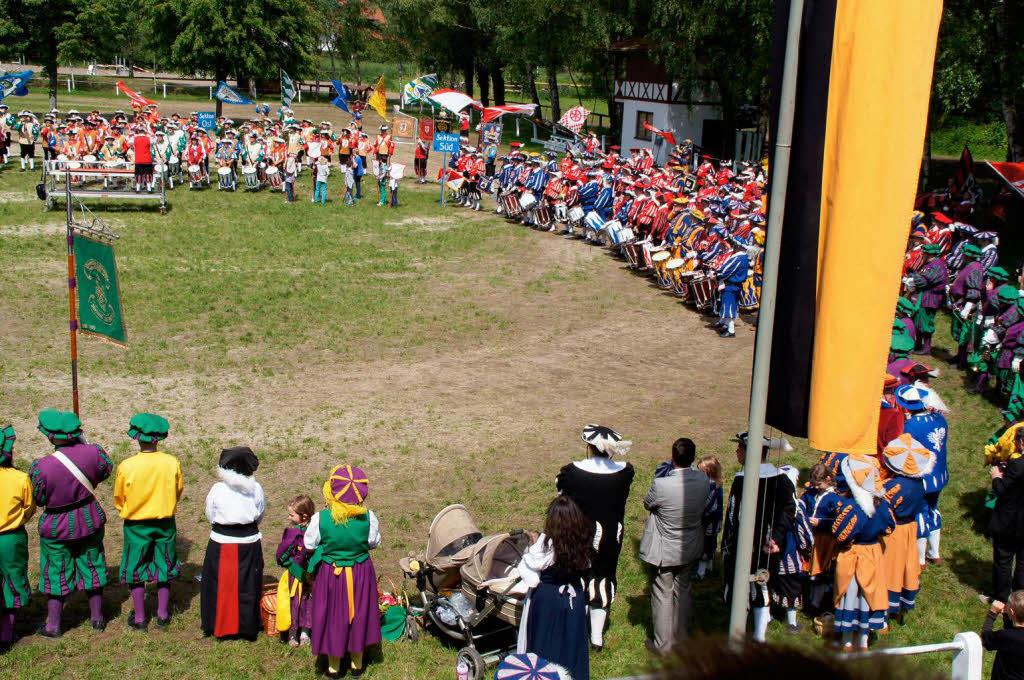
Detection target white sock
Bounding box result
[786,608,797,626]
[859,632,870,648]
[928,530,941,559]
[696,561,707,578]
[917,537,927,566]
[727,320,735,334]
[590,608,607,646]
[20,158,25,170]
[29,159,34,170]
[752,606,770,643]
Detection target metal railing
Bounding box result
[606,632,984,680]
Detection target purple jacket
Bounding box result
[998,321,1024,369]
[899,317,917,344]
[276,525,310,580]
[912,258,948,310]
[29,443,113,540]
[949,260,984,303]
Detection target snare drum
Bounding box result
[567,206,585,223]
[446,177,465,192]
[82,154,97,166]
[651,250,672,288]
[665,258,686,295]
[692,272,716,310]
[502,194,522,217]
[535,205,553,228]
[266,166,282,189]
[602,219,622,244]
[257,161,267,182]
[675,270,696,301]
[243,166,259,190]
[519,192,537,211]
[154,163,168,184]
[188,164,204,184]
[622,240,641,268]
[218,166,234,190]
[168,156,180,175]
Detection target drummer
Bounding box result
[714,240,750,338]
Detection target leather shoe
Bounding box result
[36,624,61,639]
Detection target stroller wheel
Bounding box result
[456,647,485,680]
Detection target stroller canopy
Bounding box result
[426,504,483,570]
[461,532,531,587]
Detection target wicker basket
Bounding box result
[259,583,279,636]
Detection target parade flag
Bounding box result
[74,234,127,345]
[762,0,942,454]
[987,161,1024,200]
[116,81,156,108]
[0,70,33,99]
[402,73,438,107]
[214,81,252,105]
[642,121,677,146]
[558,105,590,134]
[330,79,352,115]
[280,69,297,107]
[427,89,481,115]
[368,75,388,119]
[482,104,537,123]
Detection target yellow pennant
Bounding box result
[368,75,388,120]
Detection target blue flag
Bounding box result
[214,81,252,105]
[0,70,33,99]
[330,79,352,115]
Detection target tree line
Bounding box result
[0,0,1020,161]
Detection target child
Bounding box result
[275,495,315,647]
[0,425,35,648]
[801,463,842,614]
[314,155,330,204]
[284,151,297,203]
[831,454,895,651]
[774,466,813,633]
[353,153,364,200]
[376,161,389,207]
[516,495,593,680]
[696,454,723,579]
[388,169,399,208]
[342,158,355,206]
[983,591,1024,680]
[305,465,381,677]
[114,413,184,630]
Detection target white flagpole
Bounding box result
[727,0,805,646]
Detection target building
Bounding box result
[610,39,725,161]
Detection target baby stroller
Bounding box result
[399,504,532,680]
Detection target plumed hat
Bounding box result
[581,425,632,457]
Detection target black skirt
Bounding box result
[200,539,264,639]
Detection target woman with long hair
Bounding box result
[517,495,595,680]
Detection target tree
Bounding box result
[149,0,320,115]
[0,0,86,110]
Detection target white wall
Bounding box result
[616,98,721,156]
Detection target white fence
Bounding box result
[606,632,984,680]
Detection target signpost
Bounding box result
[196,111,217,130]
[432,131,461,206]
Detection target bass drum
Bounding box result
[218,166,235,190]
[691,272,716,310]
[519,192,537,211]
[266,166,283,189]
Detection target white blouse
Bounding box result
[204,469,266,544]
[303,509,381,551]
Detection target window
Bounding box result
[635,111,653,141]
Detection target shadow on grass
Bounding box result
[957,486,992,536]
[949,546,991,593]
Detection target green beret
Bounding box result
[997,285,1019,304]
[0,424,15,465]
[128,413,169,443]
[963,243,983,259]
[37,409,83,444]
[896,296,917,315]
[921,243,942,255]
[1003,396,1024,421]
[988,266,1011,283]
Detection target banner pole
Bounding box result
[439,151,447,205]
[727,0,804,646]
[65,174,80,416]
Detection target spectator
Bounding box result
[982,592,1024,680]
[639,437,711,656]
[986,429,1024,606]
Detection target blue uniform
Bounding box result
[578,181,599,212]
[717,251,749,320]
[832,498,895,634]
[593,187,614,220]
[884,475,927,613]
[903,410,948,543]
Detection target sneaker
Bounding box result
[718,329,736,338]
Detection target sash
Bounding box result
[52,450,95,494]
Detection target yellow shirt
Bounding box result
[114,451,184,520]
[0,467,36,533]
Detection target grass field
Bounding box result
[0,92,1009,679]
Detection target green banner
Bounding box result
[73,234,127,344]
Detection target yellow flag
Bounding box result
[368,75,388,120]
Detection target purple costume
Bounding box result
[30,444,111,543]
[912,259,948,311]
[276,526,313,633]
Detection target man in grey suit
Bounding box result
[639,437,711,656]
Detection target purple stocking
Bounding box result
[87,589,103,624]
[0,610,14,641]
[157,583,171,620]
[46,597,64,633]
[131,586,146,623]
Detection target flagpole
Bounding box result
[65,172,80,416]
[727,0,804,646]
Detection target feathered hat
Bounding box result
[581,425,632,457]
[840,453,885,516]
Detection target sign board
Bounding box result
[418,118,434,142]
[392,114,416,139]
[196,111,217,130]
[432,131,460,154]
[433,117,452,134]
[478,122,502,149]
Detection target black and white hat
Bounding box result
[581,424,632,457]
